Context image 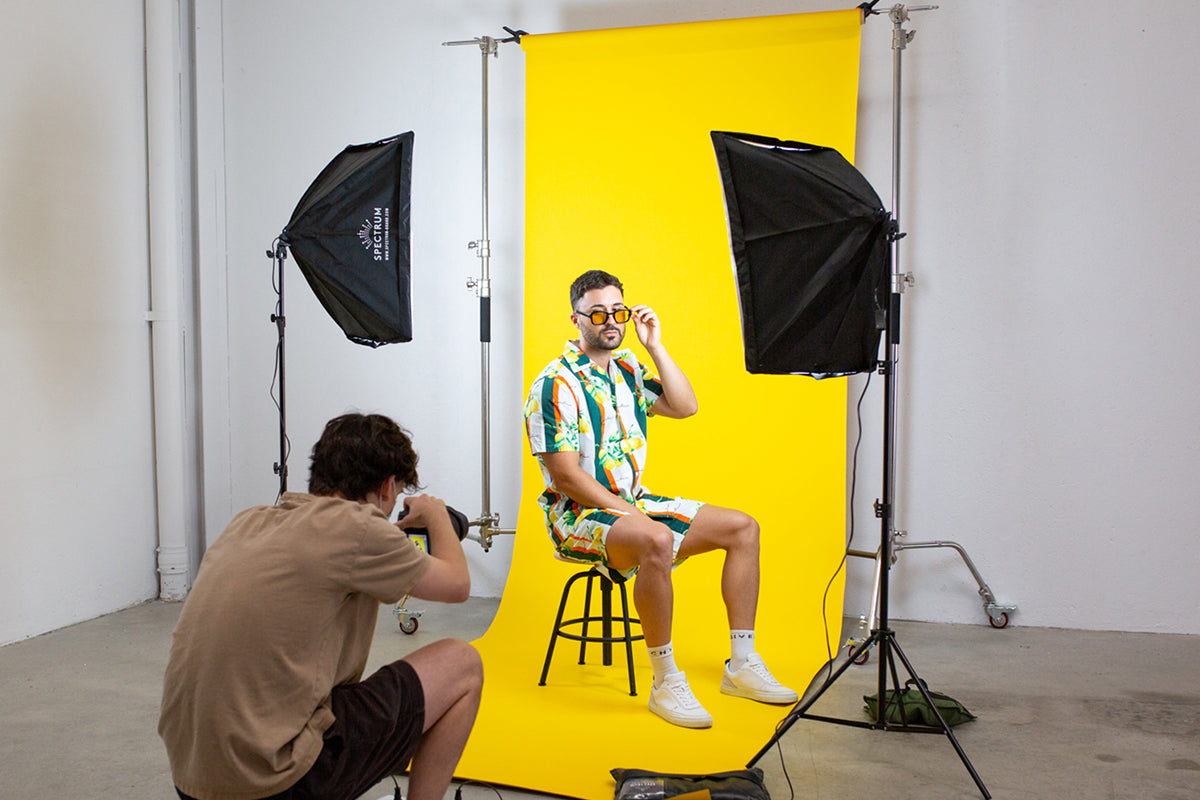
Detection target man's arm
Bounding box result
[540,451,642,516]
[631,304,698,419]
[400,494,471,602]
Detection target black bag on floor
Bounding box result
[611,767,770,800]
[864,678,977,727]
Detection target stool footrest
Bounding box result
[551,615,645,644]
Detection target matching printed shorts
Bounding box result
[546,492,705,580]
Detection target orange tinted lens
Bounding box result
[612,308,632,323]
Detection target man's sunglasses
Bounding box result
[578,308,632,325]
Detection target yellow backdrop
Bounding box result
[456,10,862,798]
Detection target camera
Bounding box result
[396,504,469,553]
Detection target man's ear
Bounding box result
[379,475,398,502]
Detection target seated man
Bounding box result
[159,413,482,800]
[523,269,797,729]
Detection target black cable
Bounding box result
[774,733,796,800]
[454,779,504,800]
[818,370,873,679]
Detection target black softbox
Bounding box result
[711,131,891,376]
[281,132,414,347]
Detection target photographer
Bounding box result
[159,413,481,800]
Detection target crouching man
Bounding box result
[159,413,481,800]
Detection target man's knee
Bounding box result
[738,513,760,546]
[608,517,675,570]
[404,638,483,696]
[636,523,675,569]
[446,639,484,692]
[718,510,760,553]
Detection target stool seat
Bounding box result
[538,565,643,696]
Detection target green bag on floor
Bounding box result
[864,678,977,727]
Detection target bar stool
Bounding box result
[538,565,643,696]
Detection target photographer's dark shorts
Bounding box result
[176,659,425,800]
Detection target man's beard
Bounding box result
[582,325,624,351]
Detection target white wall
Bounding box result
[0,1,161,644]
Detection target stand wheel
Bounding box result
[853,648,871,665]
[988,612,1009,629]
[399,616,419,635]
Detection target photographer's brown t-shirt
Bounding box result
[158,492,430,800]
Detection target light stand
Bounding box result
[746,6,991,798]
[268,240,289,498]
[266,132,415,501]
[443,28,525,550]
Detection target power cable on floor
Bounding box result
[455,779,505,800]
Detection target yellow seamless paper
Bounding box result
[456,11,862,798]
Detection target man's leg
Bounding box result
[604,512,712,728]
[675,504,796,704]
[402,639,484,800]
[604,513,677,647]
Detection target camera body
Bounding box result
[397,504,469,554]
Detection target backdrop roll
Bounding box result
[455,11,863,798]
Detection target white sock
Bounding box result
[730,630,755,670]
[647,642,679,685]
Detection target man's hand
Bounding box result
[395,493,448,531]
[631,304,661,351]
[402,493,471,603]
[629,303,698,419]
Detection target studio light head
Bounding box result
[711,130,891,377]
[282,132,415,347]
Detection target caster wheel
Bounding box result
[988,612,1009,629]
[853,648,871,665]
[399,617,419,635]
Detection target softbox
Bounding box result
[711,131,891,376]
[282,132,414,347]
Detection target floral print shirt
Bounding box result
[524,340,663,514]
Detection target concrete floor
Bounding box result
[1,599,1198,800]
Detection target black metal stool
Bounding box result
[539,566,643,696]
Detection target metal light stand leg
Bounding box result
[849,533,1018,634]
[749,7,989,798]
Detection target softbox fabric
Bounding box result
[711,130,890,376]
[282,132,414,347]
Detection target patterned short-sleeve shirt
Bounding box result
[524,340,663,515]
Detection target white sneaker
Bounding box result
[648,671,713,728]
[720,653,799,704]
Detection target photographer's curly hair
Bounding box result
[569,269,623,309]
[307,413,420,501]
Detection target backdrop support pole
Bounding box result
[444,29,525,549]
[746,7,990,798]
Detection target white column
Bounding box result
[145,0,190,600]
